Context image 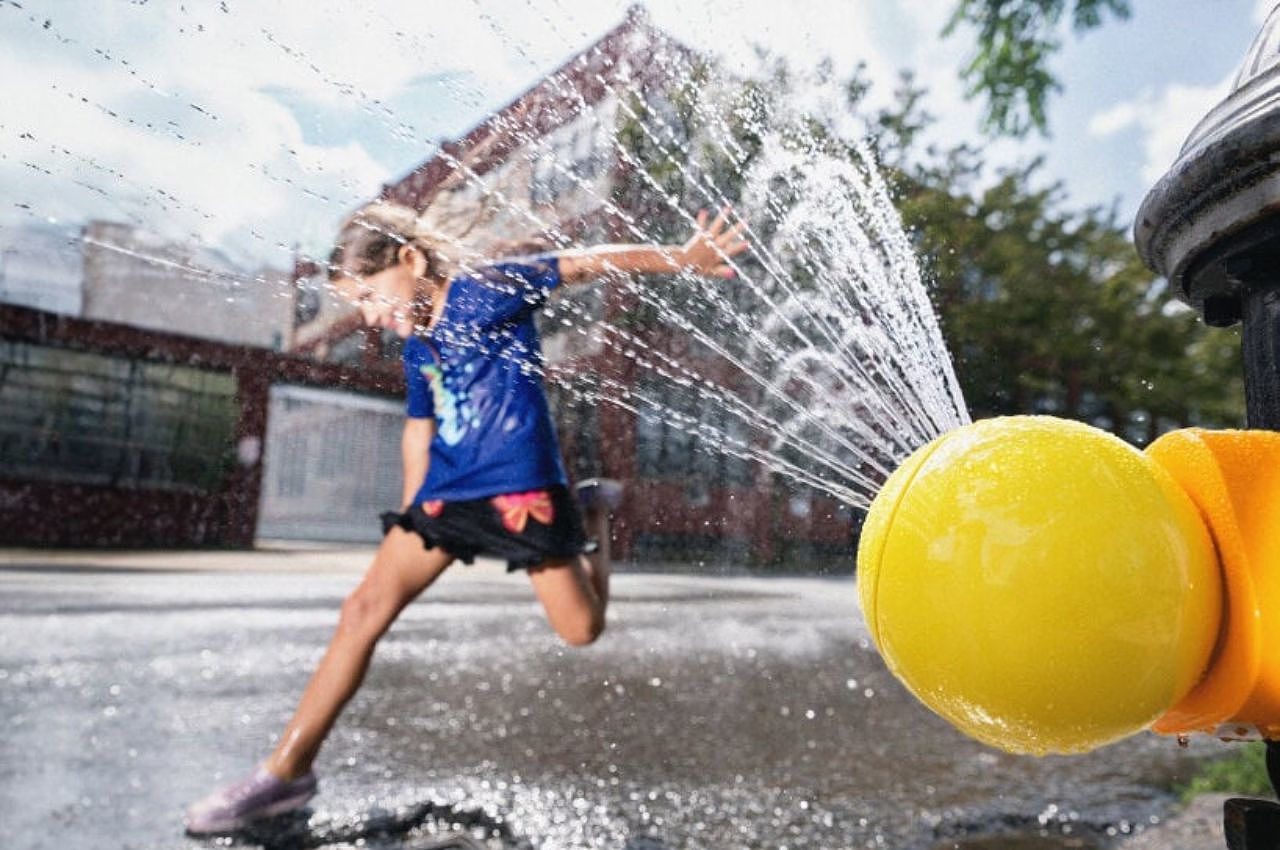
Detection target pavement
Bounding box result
[0,540,398,575]
[0,544,1246,850]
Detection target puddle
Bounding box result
[934,836,1099,850]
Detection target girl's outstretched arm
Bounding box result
[555,206,748,285]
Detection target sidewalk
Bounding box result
[0,544,832,580]
[0,540,506,577]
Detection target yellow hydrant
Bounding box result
[857,415,1280,755]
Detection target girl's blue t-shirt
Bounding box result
[403,255,568,503]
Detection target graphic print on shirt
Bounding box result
[420,361,476,446]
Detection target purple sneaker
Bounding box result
[184,763,317,834]
[575,478,624,513]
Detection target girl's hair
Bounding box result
[327,201,452,283]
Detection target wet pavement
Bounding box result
[0,556,1224,849]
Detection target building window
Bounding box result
[633,376,755,487]
[0,340,237,491]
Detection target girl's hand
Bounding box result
[676,205,748,279]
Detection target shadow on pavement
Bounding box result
[195,800,525,849]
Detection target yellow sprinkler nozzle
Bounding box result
[857,416,1222,755]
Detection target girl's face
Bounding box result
[334,246,425,338]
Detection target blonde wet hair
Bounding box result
[327,200,454,284]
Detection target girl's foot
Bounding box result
[183,763,318,834]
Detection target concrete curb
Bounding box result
[0,543,511,576]
[0,545,368,574]
[1117,793,1233,850]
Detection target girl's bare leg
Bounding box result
[263,528,454,780]
[528,507,611,647]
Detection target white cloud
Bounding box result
[3,0,962,267]
[1087,77,1229,184]
[0,0,1081,269]
[0,0,575,267]
[1088,101,1140,137]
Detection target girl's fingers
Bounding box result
[707,205,729,237]
[715,265,735,279]
[716,219,749,246]
[724,237,750,256]
[696,208,709,230]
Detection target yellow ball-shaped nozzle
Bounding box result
[857,416,1222,755]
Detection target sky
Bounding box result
[0,0,1271,270]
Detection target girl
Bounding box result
[184,201,748,833]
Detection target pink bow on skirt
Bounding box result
[491,490,555,533]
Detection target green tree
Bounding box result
[944,0,1131,136]
[875,73,1244,437]
[899,162,1244,439]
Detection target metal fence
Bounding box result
[257,384,403,542]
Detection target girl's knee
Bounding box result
[338,589,396,639]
